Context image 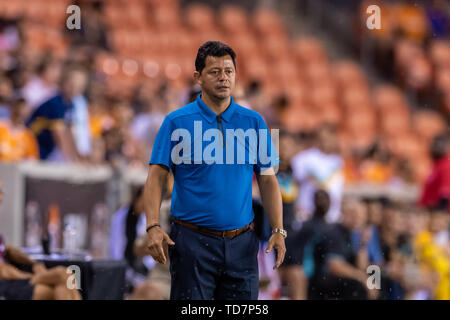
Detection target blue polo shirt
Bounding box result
[150,94,279,230]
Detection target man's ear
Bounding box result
[193,71,201,85]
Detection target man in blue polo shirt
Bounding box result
[143,41,286,300]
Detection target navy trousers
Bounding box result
[168,221,259,300]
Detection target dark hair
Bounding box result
[10,97,26,108]
[313,189,331,219]
[430,133,448,160]
[60,64,87,83]
[195,41,236,74]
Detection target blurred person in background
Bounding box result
[275,130,304,299]
[307,197,378,300]
[420,133,450,213]
[291,124,345,223]
[429,200,450,250]
[26,65,91,163]
[130,180,173,301]
[359,140,392,184]
[67,0,110,51]
[266,94,289,129]
[21,56,61,112]
[376,202,410,299]
[280,189,331,300]
[232,82,251,109]
[414,203,450,300]
[401,208,436,300]
[110,186,157,295]
[0,97,38,162]
[130,99,165,165]
[0,76,12,118]
[0,180,81,300]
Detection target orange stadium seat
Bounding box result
[372,85,410,114]
[412,110,447,143]
[252,8,286,38]
[387,133,427,159]
[318,102,342,127]
[379,109,411,137]
[309,81,338,107]
[429,40,450,69]
[435,69,450,94]
[218,5,250,35]
[184,3,216,33]
[153,5,182,31]
[341,89,372,111]
[292,37,328,65]
[304,61,331,85]
[332,60,367,85]
[261,35,291,62]
[345,107,377,135]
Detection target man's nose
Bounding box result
[218,70,228,80]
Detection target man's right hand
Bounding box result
[146,226,175,264]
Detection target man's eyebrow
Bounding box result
[208,67,234,71]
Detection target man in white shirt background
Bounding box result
[291,125,345,224]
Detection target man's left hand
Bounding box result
[265,233,286,270]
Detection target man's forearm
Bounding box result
[5,245,35,265]
[53,127,79,161]
[144,165,168,226]
[329,259,367,283]
[257,173,283,229]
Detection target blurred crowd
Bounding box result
[0,0,449,300]
[0,0,448,183]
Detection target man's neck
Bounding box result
[201,92,230,115]
[10,118,24,129]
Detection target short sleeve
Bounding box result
[149,116,173,171]
[254,116,280,174]
[28,98,66,131]
[45,101,66,120]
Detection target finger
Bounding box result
[164,233,175,246]
[156,245,167,264]
[147,244,162,263]
[274,247,286,269]
[265,241,273,253]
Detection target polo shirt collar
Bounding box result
[196,94,236,123]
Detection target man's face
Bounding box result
[317,127,336,154]
[430,211,449,234]
[341,198,367,230]
[11,102,29,123]
[63,71,88,99]
[194,55,236,100]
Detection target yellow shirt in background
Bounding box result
[414,231,450,300]
[0,120,39,162]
